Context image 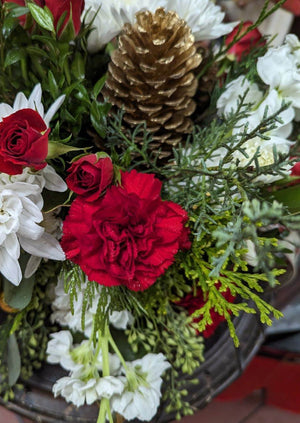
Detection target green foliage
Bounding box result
[0,2,111,153]
[127,307,204,419]
[179,210,286,346]
[0,261,61,400]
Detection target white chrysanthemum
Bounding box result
[217,76,263,117]
[0,166,67,210]
[0,180,65,285]
[0,83,65,126]
[83,0,166,53]
[51,275,134,334]
[83,0,235,53]
[0,166,67,279]
[257,40,300,108]
[111,353,170,421]
[165,0,235,41]
[231,90,294,178]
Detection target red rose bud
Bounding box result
[66,154,114,201]
[225,21,265,61]
[61,170,191,291]
[4,0,84,37]
[0,109,49,175]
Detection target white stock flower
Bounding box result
[111,353,170,421]
[165,0,235,41]
[257,38,300,108]
[0,84,65,126]
[83,0,166,52]
[51,275,134,335]
[285,34,300,64]
[217,76,263,117]
[46,330,78,371]
[231,90,294,179]
[53,369,125,407]
[53,374,100,407]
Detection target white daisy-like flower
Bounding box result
[83,0,166,53]
[165,0,236,41]
[111,353,171,421]
[0,83,65,126]
[217,76,263,117]
[257,39,300,108]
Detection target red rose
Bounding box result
[44,0,84,36]
[0,109,49,175]
[66,154,114,201]
[177,286,236,338]
[225,21,265,61]
[4,0,84,36]
[61,170,191,291]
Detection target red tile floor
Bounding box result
[1,390,300,423]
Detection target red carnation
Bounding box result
[4,0,84,36]
[0,109,49,175]
[226,21,265,61]
[66,154,114,201]
[61,170,191,291]
[177,285,236,338]
[291,161,300,177]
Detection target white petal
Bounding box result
[28,83,44,117]
[0,247,22,285]
[13,92,28,111]
[44,95,66,126]
[3,233,20,258]
[24,255,42,278]
[42,165,68,192]
[0,103,13,120]
[19,232,65,261]
[95,376,125,399]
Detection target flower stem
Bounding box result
[107,328,129,372]
[96,323,114,423]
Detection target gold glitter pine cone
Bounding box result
[103,7,202,159]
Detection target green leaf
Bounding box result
[93,75,107,99]
[3,254,35,310]
[27,3,55,32]
[47,141,84,159]
[71,52,85,81]
[7,334,21,386]
[9,6,29,18]
[270,184,300,213]
[48,70,59,98]
[4,48,25,68]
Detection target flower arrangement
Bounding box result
[0,0,300,422]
